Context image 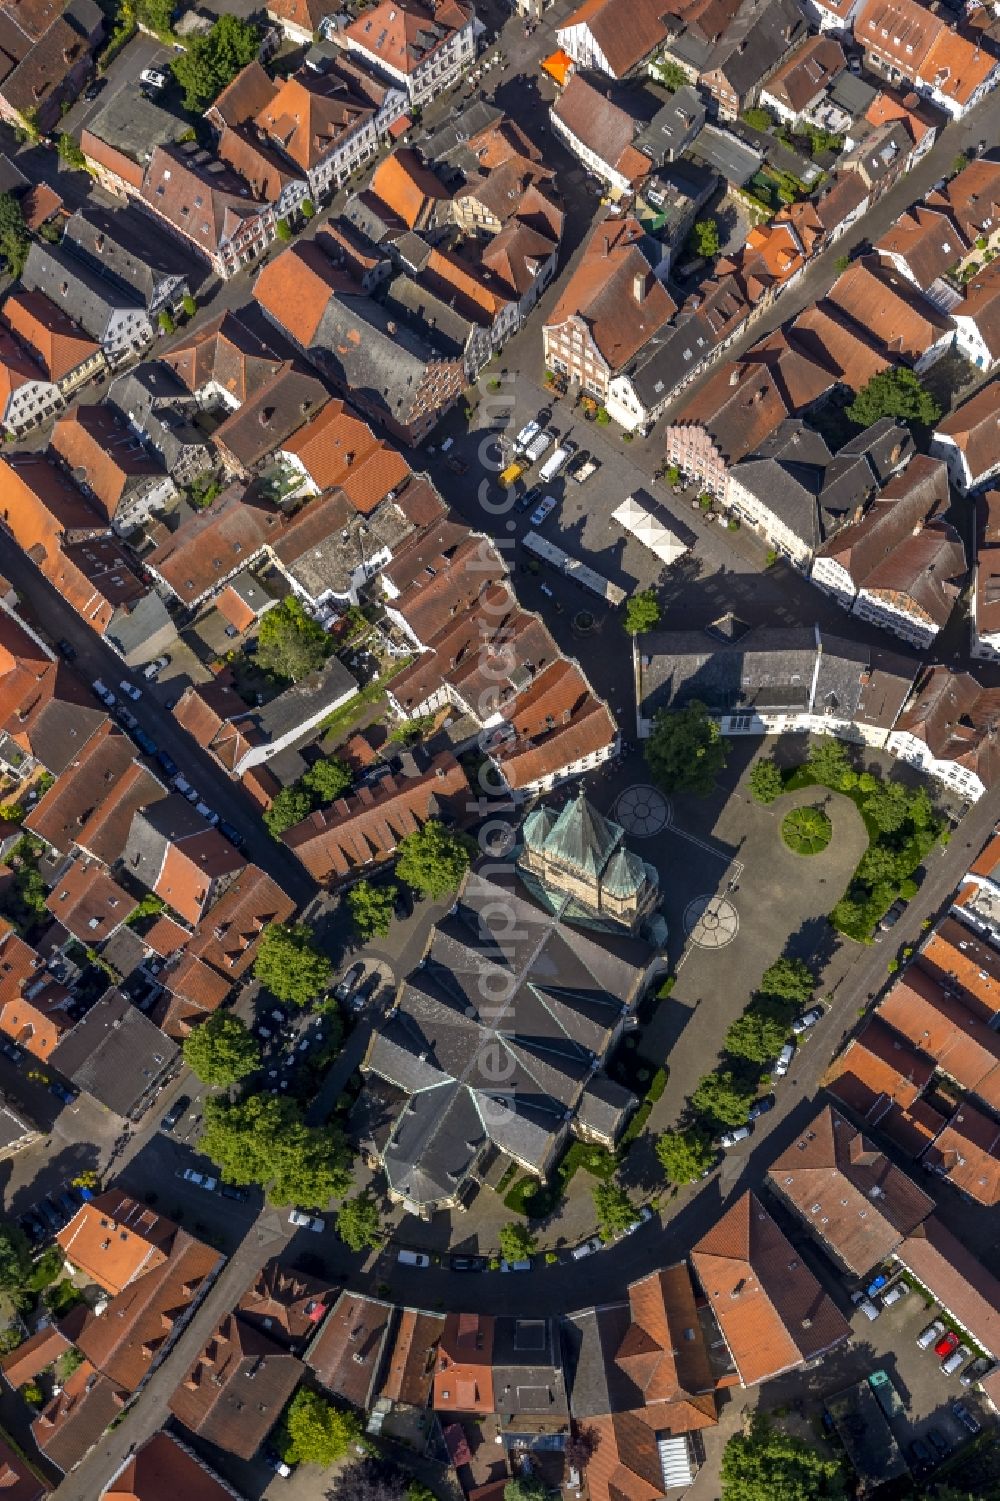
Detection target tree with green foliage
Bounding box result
[652,56,689,90]
[181,293,197,318]
[862,778,913,834]
[834,253,851,272]
[182,1013,260,1086]
[276,218,293,242]
[389,715,435,745]
[592,1180,636,1241]
[749,759,783,804]
[264,785,313,839]
[655,1127,715,1184]
[257,596,331,682]
[158,309,175,334]
[725,1003,791,1064]
[758,957,814,1004]
[505,1478,550,1501]
[691,1070,755,1128]
[302,757,352,802]
[301,198,315,219]
[253,922,331,1006]
[721,1415,846,1501]
[741,107,771,130]
[280,1388,363,1466]
[846,367,941,429]
[691,218,720,257]
[0,1221,31,1300]
[200,1092,352,1205]
[135,0,175,31]
[498,1221,536,1262]
[396,819,471,899]
[56,132,86,169]
[623,588,661,635]
[336,1191,382,1251]
[0,192,28,278]
[346,879,396,941]
[171,13,260,112]
[806,735,851,789]
[645,701,727,796]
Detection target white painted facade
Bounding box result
[494,734,618,799]
[971,569,1000,660]
[852,588,938,648]
[724,474,814,567]
[886,727,986,801]
[550,107,640,198]
[344,19,475,107]
[810,553,856,606]
[3,377,64,437]
[952,309,998,372]
[555,19,614,75]
[929,431,996,494]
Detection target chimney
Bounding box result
[729,367,741,386]
[632,271,645,303]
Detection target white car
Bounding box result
[773,1042,795,1077]
[850,1290,881,1321]
[530,495,557,527]
[792,1006,823,1035]
[119,680,141,701]
[180,1168,217,1191]
[397,1249,430,1267]
[139,68,167,90]
[143,655,170,680]
[622,1205,655,1237]
[570,1237,603,1261]
[718,1125,751,1148]
[288,1209,324,1232]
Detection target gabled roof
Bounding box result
[49,405,164,523]
[50,988,179,1117]
[45,855,130,942]
[140,144,266,259]
[955,260,1000,365]
[238,1258,334,1349]
[380,1307,444,1406]
[876,204,968,291]
[343,0,472,76]
[546,216,675,375]
[146,487,282,604]
[825,1014,935,1122]
[690,1191,850,1385]
[186,864,296,978]
[854,0,942,74]
[934,377,1000,486]
[551,73,651,185]
[433,1312,495,1414]
[767,1103,934,1273]
[923,1100,1000,1205]
[918,912,1000,1022]
[763,33,845,112]
[918,24,998,108]
[368,149,450,230]
[306,1291,394,1407]
[927,155,1000,242]
[122,794,246,925]
[556,0,670,78]
[163,310,285,404]
[826,256,954,364]
[280,397,412,510]
[56,1190,179,1296]
[3,288,101,382]
[897,1213,1000,1356]
[100,1431,237,1501]
[169,1313,303,1459]
[878,961,1000,1107]
[893,664,1000,792]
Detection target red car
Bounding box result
[935,1331,960,1358]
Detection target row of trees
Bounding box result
[655,956,815,1184]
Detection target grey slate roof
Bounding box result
[22,239,147,344]
[577,1072,637,1139]
[689,123,762,186]
[121,793,214,891]
[50,988,178,1117]
[382,271,478,359]
[367,869,646,1209]
[257,654,357,740]
[561,1302,634,1418]
[64,204,194,309]
[422,99,504,168]
[704,0,808,100]
[84,87,183,172]
[637,624,917,729]
[635,86,705,162]
[311,289,455,425]
[729,420,837,553]
[26,694,106,776]
[108,364,211,471]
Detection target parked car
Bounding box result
[909,1440,932,1473]
[393,886,412,921]
[926,1429,951,1461]
[20,1212,45,1244]
[450,1255,484,1272]
[0,1039,22,1063]
[180,1168,217,1191]
[119,679,141,701]
[718,1125,751,1148]
[55,638,76,660]
[134,730,157,756]
[567,451,600,483]
[935,1330,960,1359]
[530,494,558,527]
[792,1006,823,1034]
[156,750,178,778]
[49,1081,78,1105]
[334,963,364,1001]
[220,1183,250,1202]
[397,1249,430,1267]
[288,1209,324,1232]
[850,1290,880,1321]
[773,1042,794,1077]
[570,1237,603,1261]
[518,484,542,513]
[217,821,244,849]
[160,1094,190,1132]
[952,1400,982,1434]
[748,1094,775,1121]
[82,78,104,101]
[878,899,907,933]
[881,1283,908,1307]
[37,1199,62,1232]
[143,656,169,680]
[139,67,167,90]
[622,1205,655,1236]
[960,1355,995,1387]
[917,1320,946,1349]
[942,1343,970,1376]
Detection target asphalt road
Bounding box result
[0,532,316,907]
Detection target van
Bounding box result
[397,1249,430,1267]
[539,444,571,484]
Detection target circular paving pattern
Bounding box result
[614,783,671,838]
[684,894,739,949]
